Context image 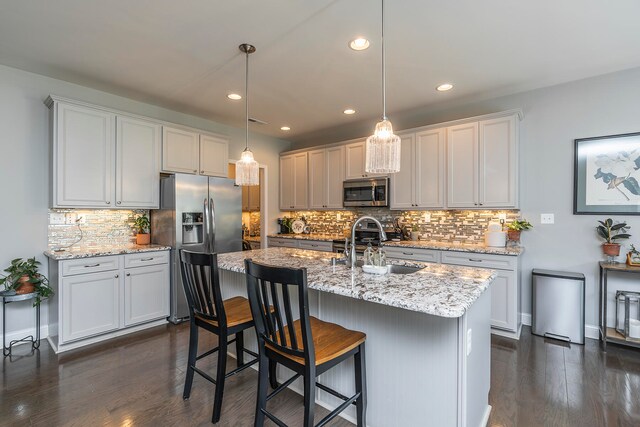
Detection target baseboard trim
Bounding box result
[1,324,49,349]
[521,312,599,341]
[480,405,492,427]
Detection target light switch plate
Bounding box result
[423,212,431,223]
[541,213,554,224]
[497,213,507,221]
[64,213,77,225]
[50,213,65,225]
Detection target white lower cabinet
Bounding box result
[267,237,333,252]
[124,263,170,327]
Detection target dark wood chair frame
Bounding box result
[244,259,367,427]
[180,249,261,424]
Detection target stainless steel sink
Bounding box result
[352,260,424,275]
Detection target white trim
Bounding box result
[521,312,532,326]
[2,324,49,349]
[521,312,599,341]
[479,405,492,427]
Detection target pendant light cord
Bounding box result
[245,48,249,151]
[381,0,386,121]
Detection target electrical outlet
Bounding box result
[50,213,65,225]
[64,213,77,225]
[337,213,341,221]
[541,213,555,224]
[76,215,86,224]
[497,213,507,221]
[423,212,431,223]
[467,329,473,356]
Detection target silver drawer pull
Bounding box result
[140,257,154,261]
[84,263,100,268]
[468,258,483,262]
[402,252,414,256]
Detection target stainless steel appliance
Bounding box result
[332,219,390,255]
[532,269,585,344]
[151,174,242,323]
[343,177,389,207]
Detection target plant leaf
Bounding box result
[612,233,632,240]
[611,223,628,230]
[623,177,640,196]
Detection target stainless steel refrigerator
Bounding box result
[151,174,242,323]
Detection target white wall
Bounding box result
[0,64,291,342]
[292,66,640,334]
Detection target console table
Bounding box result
[1,292,41,356]
[599,262,640,351]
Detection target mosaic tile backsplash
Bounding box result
[48,209,148,250]
[283,208,522,244]
[241,211,261,237]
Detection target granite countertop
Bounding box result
[382,240,524,256]
[217,247,496,318]
[44,244,171,260]
[268,233,344,242]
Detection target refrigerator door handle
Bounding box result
[209,197,216,253]
[203,197,211,252]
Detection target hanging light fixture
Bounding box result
[235,43,259,186]
[365,0,401,174]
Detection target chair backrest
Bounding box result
[244,259,314,365]
[180,249,227,328]
[242,240,252,251]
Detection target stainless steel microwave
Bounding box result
[343,177,389,207]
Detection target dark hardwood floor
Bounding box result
[2,324,639,426]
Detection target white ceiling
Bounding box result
[1,0,639,141]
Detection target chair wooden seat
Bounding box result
[196,296,253,328]
[266,316,366,366]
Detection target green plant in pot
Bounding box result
[134,214,151,245]
[596,218,631,259]
[0,257,53,305]
[505,219,533,242]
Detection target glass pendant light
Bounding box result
[235,43,259,186]
[365,0,401,174]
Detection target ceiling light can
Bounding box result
[343,109,356,115]
[227,93,242,100]
[436,83,454,92]
[349,38,370,51]
[280,126,291,131]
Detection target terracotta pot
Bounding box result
[136,233,151,245]
[602,243,621,257]
[507,230,521,241]
[15,275,36,295]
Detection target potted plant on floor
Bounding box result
[596,218,631,258]
[0,257,53,305]
[134,214,151,245]
[505,219,533,242]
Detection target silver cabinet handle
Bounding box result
[468,258,483,262]
[126,273,131,277]
[140,257,154,261]
[193,169,197,173]
[201,170,204,173]
[84,263,100,268]
[402,252,414,256]
[106,201,111,204]
[115,274,119,278]
[117,201,121,205]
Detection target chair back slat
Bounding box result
[180,250,226,328]
[244,259,313,364]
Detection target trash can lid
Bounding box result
[532,269,585,280]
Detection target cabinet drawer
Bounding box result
[61,256,121,277]
[124,251,170,268]
[383,246,441,263]
[298,240,333,252]
[440,251,516,271]
[268,238,298,248]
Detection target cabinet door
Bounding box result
[115,115,161,208]
[248,184,260,211]
[61,271,120,343]
[479,116,517,208]
[293,152,309,209]
[447,122,478,208]
[308,149,327,209]
[123,264,170,327]
[162,126,199,174]
[325,146,345,208]
[199,134,229,177]
[280,155,295,210]
[242,186,250,211]
[489,270,518,332]
[54,102,115,207]
[345,141,366,179]
[390,134,415,210]
[415,128,446,208]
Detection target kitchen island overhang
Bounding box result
[217,248,495,427]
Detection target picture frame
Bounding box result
[574,132,640,215]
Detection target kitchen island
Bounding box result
[217,247,495,427]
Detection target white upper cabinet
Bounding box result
[52,102,116,207]
[280,152,308,210]
[344,140,386,180]
[162,126,199,174]
[390,134,415,209]
[199,134,229,177]
[308,146,345,209]
[447,122,479,208]
[479,116,517,208]
[115,115,161,208]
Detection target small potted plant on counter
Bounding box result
[505,219,533,242]
[410,224,420,241]
[134,214,151,245]
[596,218,631,259]
[0,257,53,305]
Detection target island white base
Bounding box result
[220,270,491,427]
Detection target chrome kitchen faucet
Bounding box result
[348,216,387,269]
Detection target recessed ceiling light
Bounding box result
[227,93,242,100]
[349,38,370,51]
[280,126,291,131]
[343,109,356,115]
[436,83,454,92]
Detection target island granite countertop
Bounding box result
[217,247,496,318]
[44,244,171,260]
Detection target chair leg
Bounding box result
[268,360,278,389]
[183,320,199,400]
[236,330,244,368]
[303,366,316,427]
[211,336,228,424]
[254,352,270,427]
[354,343,367,427]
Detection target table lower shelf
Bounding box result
[605,327,640,349]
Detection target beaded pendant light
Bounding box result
[235,43,259,186]
[365,0,401,174]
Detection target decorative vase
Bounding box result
[136,233,151,245]
[15,275,35,295]
[410,231,420,241]
[602,243,621,257]
[507,230,521,242]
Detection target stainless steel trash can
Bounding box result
[532,269,585,344]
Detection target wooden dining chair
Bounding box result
[179,249,261,424]
[244,259,367,427]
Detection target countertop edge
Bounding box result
[44,245,172,260]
